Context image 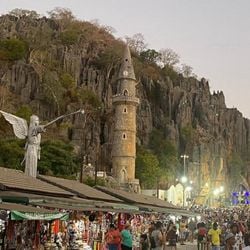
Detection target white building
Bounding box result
[142,183,192,207]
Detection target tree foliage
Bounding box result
[83,176,106,187]
[149,129,176,157]
[148,129,180,186]
[0,39,27,61]
[180,124,194,152]
[48,7,75,21]
[60,29,80,45]
[60,73,76,90]
[159,48,180,68]
[135,147,160,189]
[94,41,123,70]
[0,138,80,179]
[76,88,102,109]
[90,19,116,35]
[15,105,33,121]
[136,134,180,189]
[228,153,244,190]
[9,9,40,18]
[161,65,181,82]
[125,33,147,54]
[0,139,25,170]
[38,140,80,178]
[179,63,193,77]
[47,7,80,36]
[140,49,161,64]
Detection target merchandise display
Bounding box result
[0,208,169,249]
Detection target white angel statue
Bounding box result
[0,109,84,177]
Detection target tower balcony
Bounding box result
[112,95,140,105]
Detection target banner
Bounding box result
[10,210,69,221]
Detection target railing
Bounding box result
[112,95,140,104]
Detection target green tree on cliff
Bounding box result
[0,38,27,61]
[0,138,80,179]
[149,129,180,187]
[135,147,160,189]
[38,140,80,178]
[228,153,244,190]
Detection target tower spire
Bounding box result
[118,45,136,81]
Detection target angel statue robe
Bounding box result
[25,117,44,177]
[0,111,45,177]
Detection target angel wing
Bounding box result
[0,110,28,139]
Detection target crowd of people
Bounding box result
[192,206,250,250]
[103,206,250,250]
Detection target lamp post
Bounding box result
[180,155,189,207]
[186,185,193,207]
[181,176,188,207]
[181,154,189,177]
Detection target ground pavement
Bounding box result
[165,241,198,250]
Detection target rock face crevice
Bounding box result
[0,13,249,194]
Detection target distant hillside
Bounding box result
[0,8,249,197]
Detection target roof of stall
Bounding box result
[0,167,73,197]
[96,186,176,208]
[0,190,139,213]
[138,204,198,217]
[38,175,122,203]
[0,202,53,213]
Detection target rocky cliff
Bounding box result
[0,11,249,198]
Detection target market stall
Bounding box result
[0,202,69,249]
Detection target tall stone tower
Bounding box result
[112,45,140,192]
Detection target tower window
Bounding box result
[120,168,127,183]
[122,133,127,139]
[123,89,128,96]
[123,107,127,113]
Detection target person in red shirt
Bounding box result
[197,222,207,250]
[105,224,121,250]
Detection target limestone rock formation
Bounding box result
[0,13,249,198]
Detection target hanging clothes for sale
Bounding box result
[53,220,60,234]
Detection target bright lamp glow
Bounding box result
[213,188,220,195]
[181,176,188,183]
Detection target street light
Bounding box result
[181,154,189,176]
[186,186,193,207]
[181,176,188,183]
[181,176,188,207]
[213,188,220,196]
